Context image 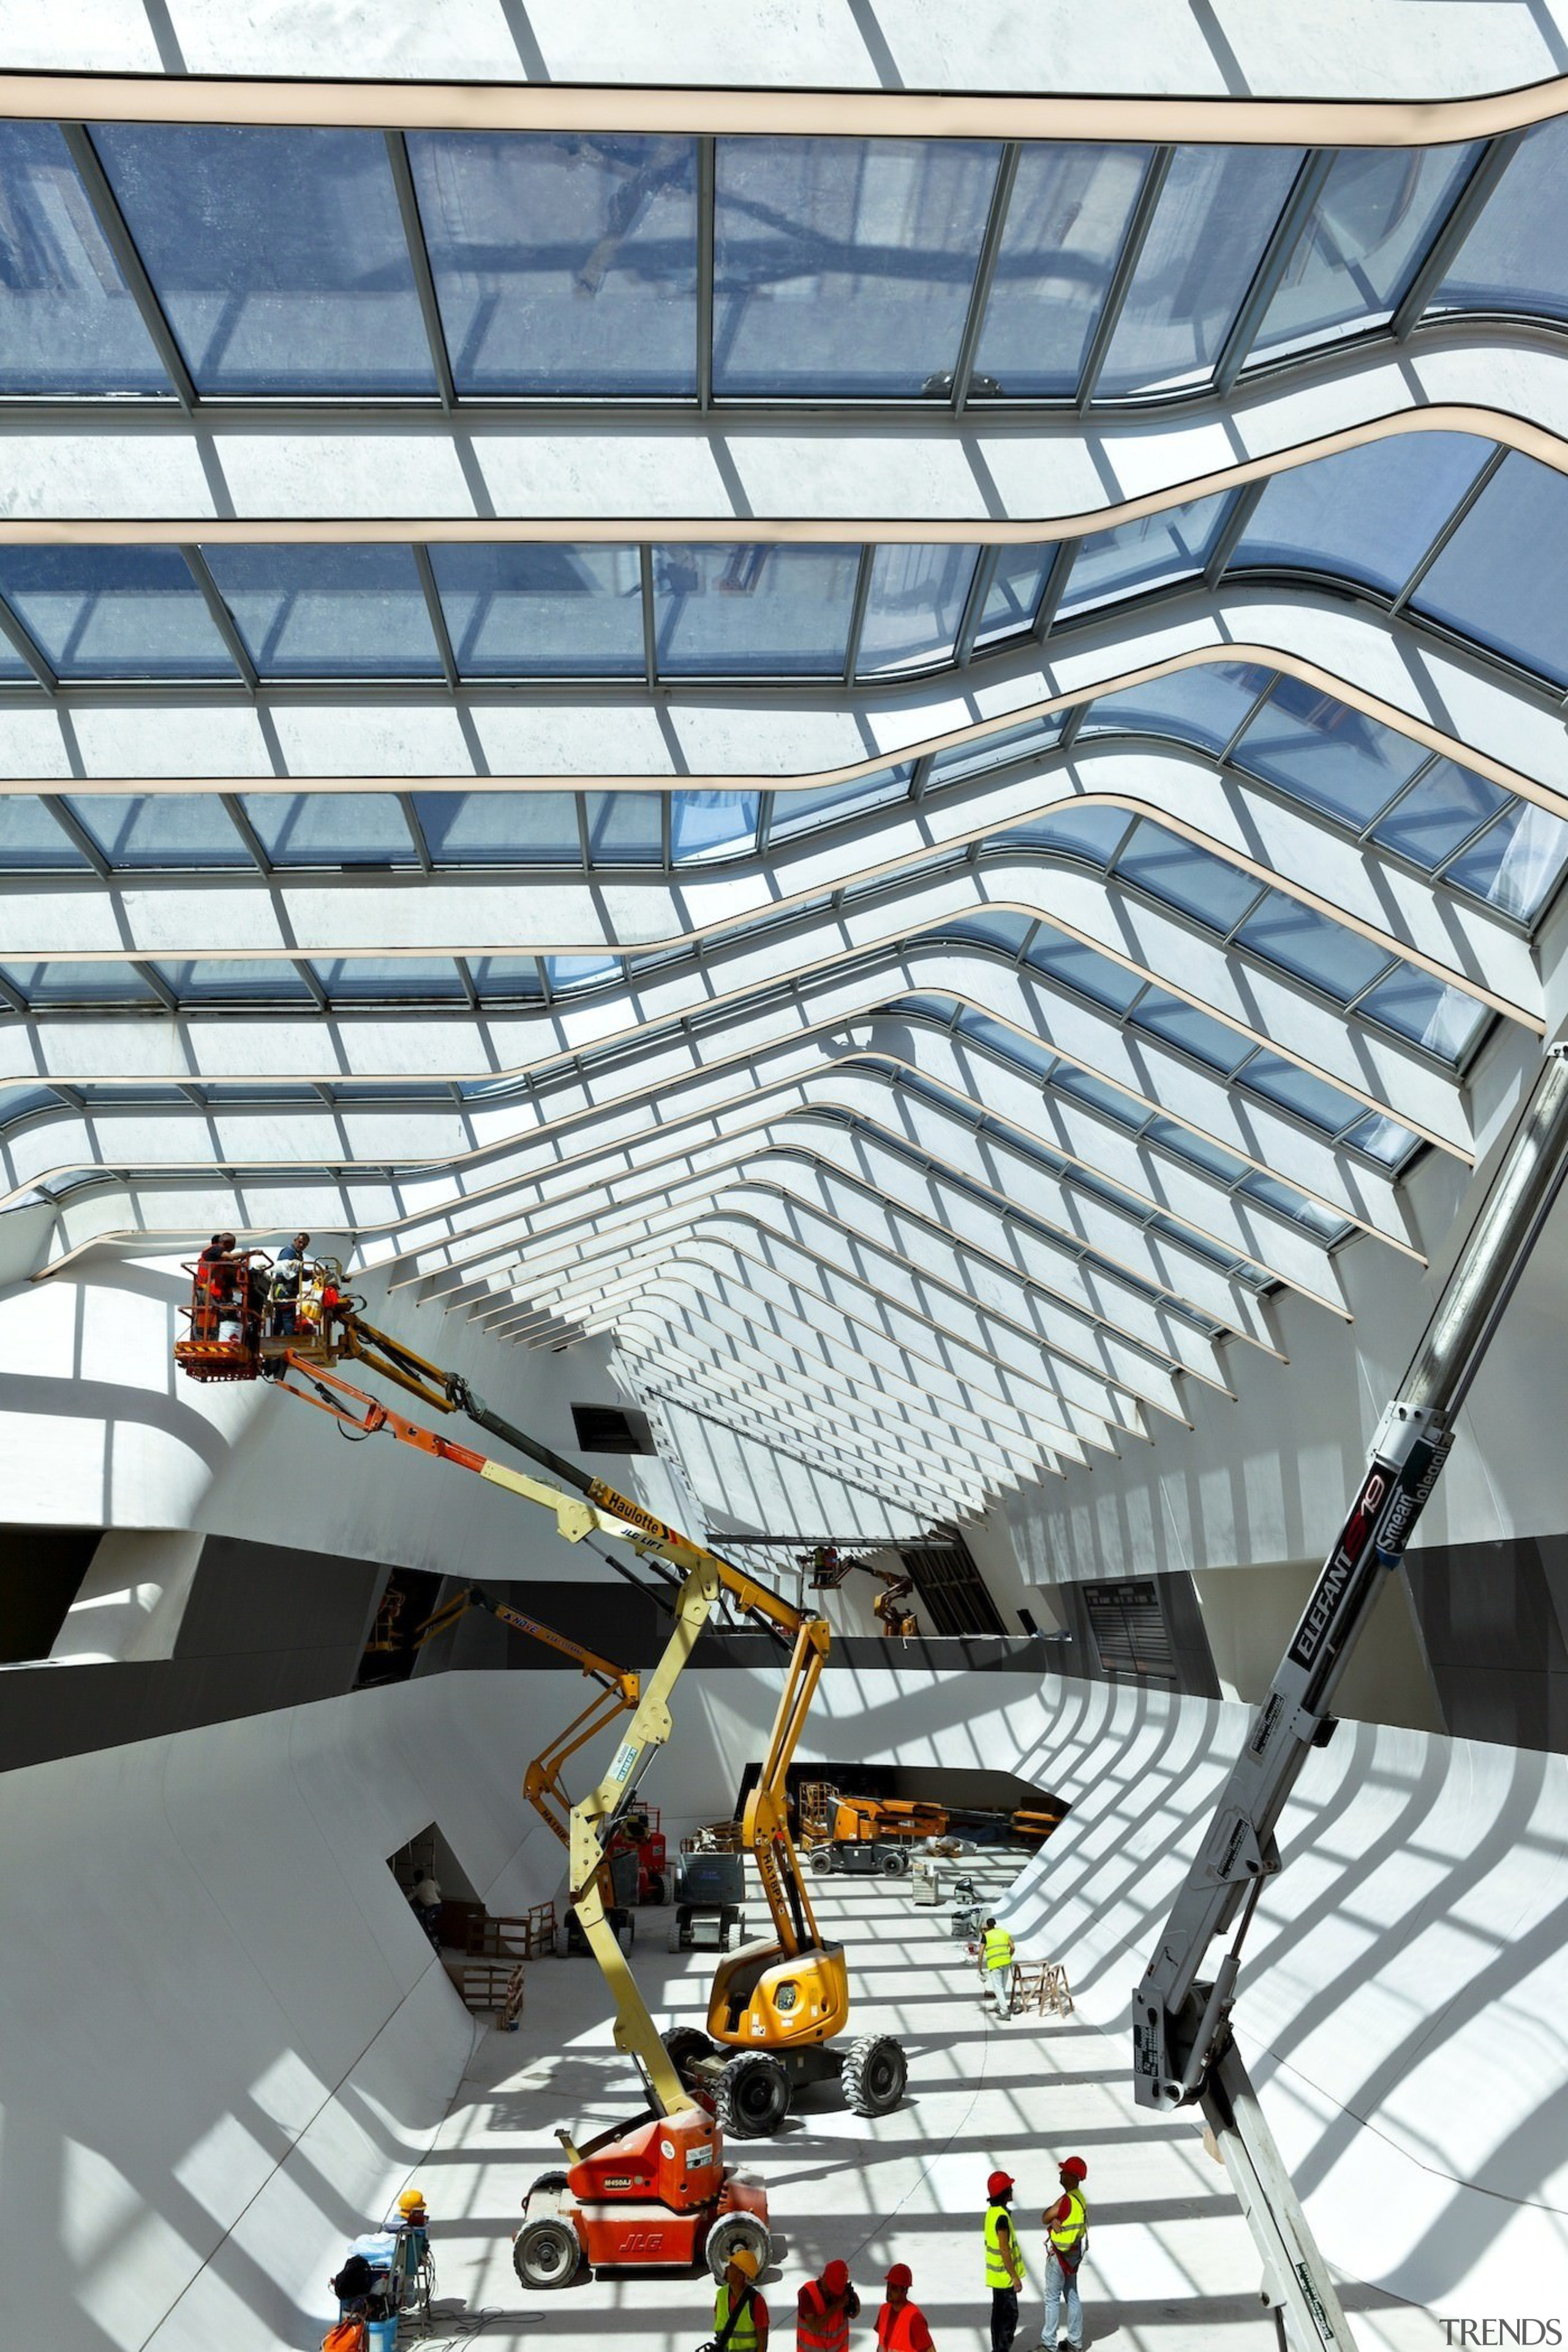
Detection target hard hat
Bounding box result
[398,2188,428,2215]
[885,2265,913,2290]
[987,2171,1014,2198]
[728,2247,761,2280]
[1059,2156,1088,2182]
[823,2260,851,2293]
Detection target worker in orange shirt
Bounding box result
[875,2264,933,2352]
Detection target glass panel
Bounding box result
[712,137,999,396]
[1369,758,1507,869]
[1114,819,1260,930]
[585,792,661,862]
[409,131,698,395]
[1431,119,1568,322]
[1052,1063,1147,1123]
[1238,1168,1349,1242]
[1147,1115,1249,1183]
[546,953,619,991]
[64,793,251,867]
[1446,802,1568,924]
[91,124,436,395]
[152,957,314,1003]
[1130,987,1248,1071]
[1230,431,1493,597]
[888,993,957,1025]
[1232,678,1428,827]
[671,790,760,862]
[768,767,910,840]
[1057,491,1230,618]
[469,955,545,999]
[927,712,1064,783]
[1078,660,1272,753]
[1411,451,1568,686]
[1025,925,1145,1014]
[2,959,158,1004]
[1006,802,1131,864]
[311,957,466,1001]
[1253,144,1479,359]
[1340,1106,1420,1167]
[1357,967,1487,1062]
[414,790,581,864]
[958,1008,1057,1079]
[0,548,235,679]
[0,123,170,393]
[1096,146,1303,397]
[653,543,859,676]
[0,797,91,868]
[1235,890,1392,1001]
[974,545,1055,647]
[856,544,979,675]
[201,545,440,678]
[0,1084,61,1123]
[431,543,645,678]
[972,144,1151,396]
[951,908,1034,955]
[242,792,418,866]
[1240,1049,1363,1134]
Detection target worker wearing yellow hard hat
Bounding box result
[715,2242,769,2352]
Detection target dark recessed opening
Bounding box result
[571,1403,656,1455]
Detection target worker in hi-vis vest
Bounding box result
[715,2244,769,2352]
[981,1918,1015,2018]
[1042,2157,1089,2352]
[983,2169,1025,2352]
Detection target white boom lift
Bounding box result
[1133,1043,1568,2352]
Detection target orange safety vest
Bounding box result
[797,2282,851,2352]
[876,2305,927,2352]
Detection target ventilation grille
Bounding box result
[898,1537,1006,1636]
[1082,1579,1175,1679]
[571,1403,657,1455]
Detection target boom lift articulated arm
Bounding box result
[1133,1044,1568,2352]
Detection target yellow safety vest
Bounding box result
[982,1926,1014,1972]
[1049,2192,1087,2254]
[984,2201,1021,2288]
[717,2283,760,2352]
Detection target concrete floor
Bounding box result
[411,1855,1284,2352]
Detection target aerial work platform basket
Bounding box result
[173,1250,352,1383]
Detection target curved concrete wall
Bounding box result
[6,1663,1561,2346]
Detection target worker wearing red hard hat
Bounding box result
[982,2170,1025,2352]
[875,2264,933,2352]
[1042,2157,1090,2352]
[797,2258,861,2352]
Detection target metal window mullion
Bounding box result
[1340,952,1405,1017]
[954,547,1000,668]
[1056,690,1090,752]
[1216,669,1282,764]
[454,956,479,1012]
[1212,151,1335,398]
[295,957,328,1009]
[757,791,775,855]
[1076,147,1174,411]
[909,753,935,802]
[180,546,258,692]
[39,796,109,875]
[59,124,195,410]
[1392,133,1523,339]
[220,793,274,876]
[1204,481,1267,587]
[951,143,1020,413]
[132,959,179,1012]
[639,545,658,688]
[1216,878,1272,944]
[1349,752,1439,846]
[1429,805,1512,891]
[0,592,58,693]
[843,546,875,684]
[411,543,459,690]
[576,794,594,869]
[398,792,434,872]
[696,136,716,411]
[0,969,26,1012]
[1031,537,1079,644]
[660,791,673,869]
[383,131,456,410]
[1390,443,1507,614]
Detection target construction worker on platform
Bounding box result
[983,2171,1025,2352]
[1042,2158,1088,2352]
[981,1918,1016,2018]
[716,2244,769,2352]
[797,2258,859,2352]
[874,2264,933,2352]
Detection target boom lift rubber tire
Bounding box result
[704,2211,773,2282]
[647,1872,669,1905]
[663,2026,718,2086]
[514,2215,582,2290]
[715,2051,792,2138]
[879,1847,911,1876]
[842,2034,908,2117]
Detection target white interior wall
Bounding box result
[6,1662,1559,2350]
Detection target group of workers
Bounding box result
[192,1230,345,1348]
[715,2162,1090,2352]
